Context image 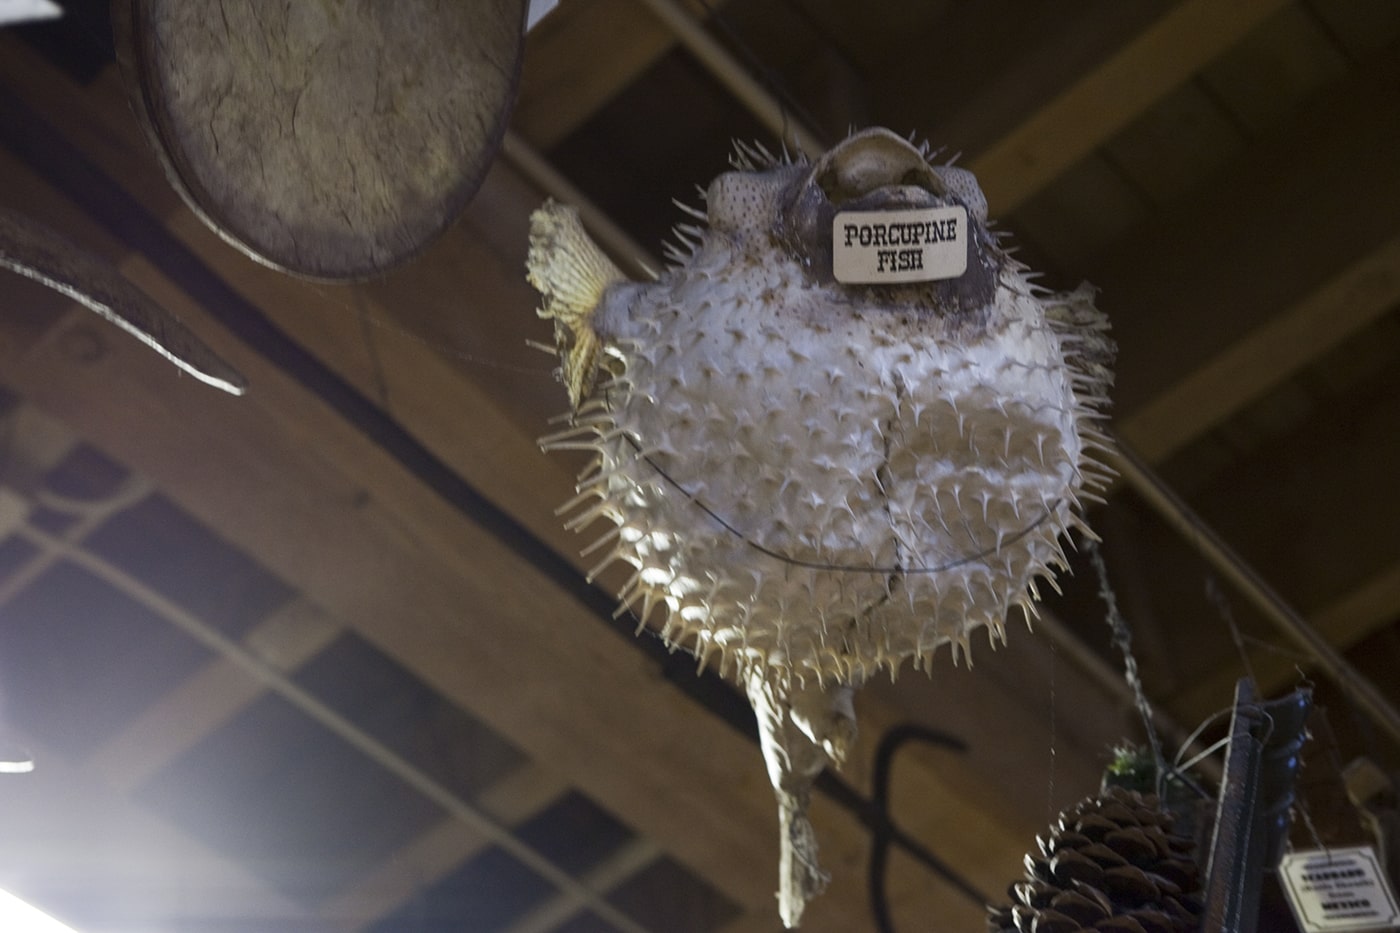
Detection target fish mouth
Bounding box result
[812,128,946,208]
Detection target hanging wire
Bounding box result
[1158,705,1228,804]
[1088,539,1169,796]
[1207,574,1259,687]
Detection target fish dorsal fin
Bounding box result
[526,200,626,408]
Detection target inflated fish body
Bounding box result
[526,128,1113,926]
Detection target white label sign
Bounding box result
[1280,846,1400,931]
[832,206,967,284]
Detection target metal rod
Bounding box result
[1204,678,1265,933]
[1202,680,1313,932]
[1110,435,1400,747]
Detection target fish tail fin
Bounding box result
[526,200,625,408]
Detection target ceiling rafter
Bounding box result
[969,0,1290,213]
[0,34,1131,927]
[2,1,1399,929]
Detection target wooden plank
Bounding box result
[0,400,80,493]
[1009,152,1151,268]
[874,1,1184,156]
[859,628,1123,847]
[1308,0,1400,58]
[969,0,1289,213]
[521,0,1281,217]
[503,839,662,933]
[1198,3,1351,136]
[1119,236,1400,462]
[1154,353,1400,623]
[1089,54,1400,418]
[1103,80,1248,206]
[1138,350,1400,724]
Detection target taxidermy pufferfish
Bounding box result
[526,127,1114,927]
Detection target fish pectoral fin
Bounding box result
[526,200,625,408]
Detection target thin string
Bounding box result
[352,286,392,409]
[1294,800,1330,856]
[1207,574,1259,687]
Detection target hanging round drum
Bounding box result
[113,0,526,281]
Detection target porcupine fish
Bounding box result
[525,127,1114,927]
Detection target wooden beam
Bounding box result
[1139,353,1400,724]
[1089,54,1400,419]
[503,839,663,933]
[1119,236,1400,462]
[859,625,1126,845]
[968,0,1288,213]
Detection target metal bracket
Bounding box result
[1203,678,1313,932]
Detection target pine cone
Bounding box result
[987,786,1203,932]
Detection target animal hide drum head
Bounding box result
[113,0,526,281]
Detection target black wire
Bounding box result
[622,430,1058,575]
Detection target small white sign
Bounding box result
[1280,846,1400,931]
[832,206,967,284]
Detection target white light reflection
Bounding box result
[0,889,80,932]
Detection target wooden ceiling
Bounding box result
[1,0,1399,930]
